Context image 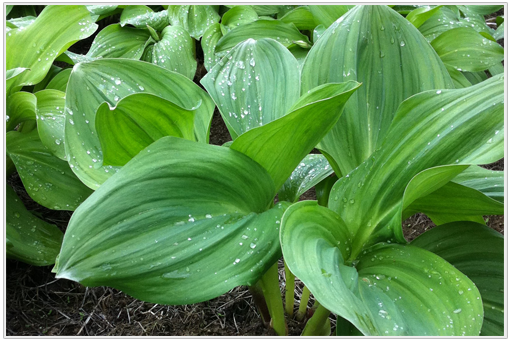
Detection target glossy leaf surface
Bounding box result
[168,5,220,40]
[46,68,72,92]
[35,89,67,160]
[412,222,504,335]
[96,93,198,166]
[302,5,453,176]
[6,5,97,94]
[6,91,36,131]
[201,38,300,138]
[65,59,214,189]
[201,23,223,72]
[308,5,354,28]
[6,185,63,266]
[55,137,290,305]
[280,201,483,335]
[231,82,361,192]
[328,75,503,258]
[451,166,504,203]
[215,20,311,53]
[7,130,93,211]
[220,6,258,34]
[279,6,317,30]
[120,5,168,31]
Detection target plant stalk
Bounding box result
[301,303,332,336]
[284,261,295,316]
[248,284,271,326]
[257,262,287,336]
[296,285,311,321]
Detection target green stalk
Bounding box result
[257,262,287,336]
[301,303,332,336]
[284,261,295,316]
[296,285,311,321]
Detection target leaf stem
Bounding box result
[301,303,331,336]
[257,262,287,336]
[284,261,295,316]
[296,285,311,321]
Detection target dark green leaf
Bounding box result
[201,23,223,71]
[35,89,67,160]
[279,6,317,30]
[168,5,220,40]
[6,91,36,131]
[46,68,72,92]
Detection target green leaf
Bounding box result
[302,5,453,176]
[120,5,168,31]
[34,89,67,160]
[96,93,198,166]
[446,65,473,88]
[7,15,36,29]
[288,45,309,68]
[461,5,503,15]
[406,5,444,28]
[6,5,97,94]
[403,182,503,225]
[451,166,504,203]
[411,222,504,336]
[280,201,483,335]
[168,5,220,40]
[86,5,118,16]
[419,7,492,43]
[65,59,215,189]
[328,75,504,259]
[46,68,72,92]
[278,154,333,203]
[231,82,361,192]
[146,25,197,80]
[220,6,258,34]
[312,25,326,43]
[248,5,280,15]
[87,24,152,60]
[463,70,488,85]
[431,28,504,72]
[6,91,36,131]
[201,23,223,72]
[494,23,504,41]
[7,130,93,211]
[308,5,354,28]
[215,20,311,54]
[54,136,291,305]
[279,6,317,30]
[201,38,300,138]
[33,65,62,92]
[6,185,63,266]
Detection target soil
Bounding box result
[5,6,505,338]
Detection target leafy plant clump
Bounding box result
[6,4,504,337]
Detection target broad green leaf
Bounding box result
[419,7,492,43]
[120,5,168,31]
[220,6,258,34]
[403,182,503,225]
[328,75,504,259]
[35,89,67,160]
[280,201,483,335]
[6,185,63,266]
[6,5,97,94]
[463,70,488,85]
[489,62,504,76]
[231,82,360,192]
[461,5,503,15]
[201,38,300,138]
[6,67,29,81]
[54,136,291,305]
[168,5,220,40]
[411,222,504,336]
[278,154,333,203]
[65,59,215,189]
[302,5,453,176]
[308,5,354,28]
[33,64,62,92]
[431,28,504,72]
[406,5,444,28]
[215,20,311,53]
[7,15,36,29]
[201,23,223,71]
[46,68,72,92]
[86,5,118,16]
[446,66,473,88]
[87,24,151,60]
[315,176,337,207]
[312,25,326,43]
[451,166,504,203]
[7,130,93,210]
[288,45,309,68]
[95,93,198,166]
[279,6,317,30]
[146,25,197,80]
[6,91,36,131]
[248,5,280,15]
[494,24,504,41]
